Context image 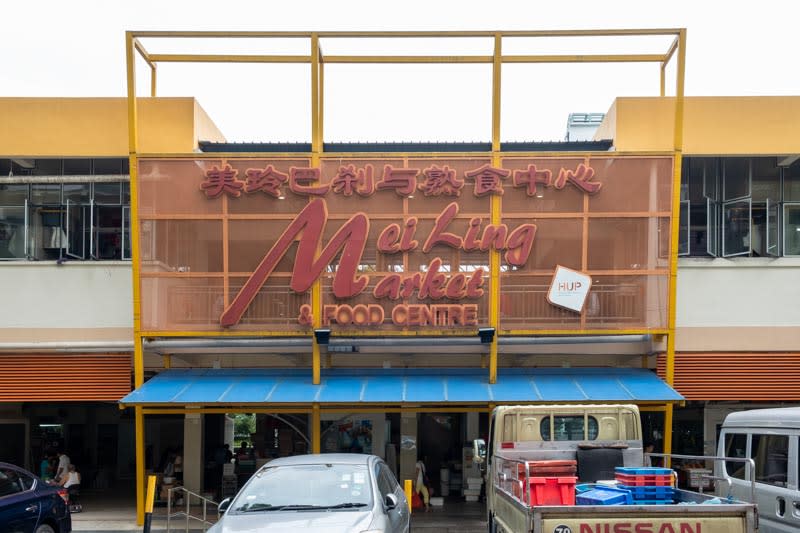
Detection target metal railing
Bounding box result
[166,486,219,532]
[648,453,757,504]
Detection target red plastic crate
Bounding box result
[525,476,577,506]
[614,473,674,487]
[519,460,577,477]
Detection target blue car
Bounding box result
[0,462,71,533]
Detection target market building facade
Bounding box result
[0,29,798,524]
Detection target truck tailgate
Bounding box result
[533,504,756,533]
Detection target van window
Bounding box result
[541,416,599,441]
[751,434,788,487]
[724,433,747,479]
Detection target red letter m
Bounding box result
[220,199,370,327]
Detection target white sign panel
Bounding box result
[547,265,592,313]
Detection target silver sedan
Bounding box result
[209,454,409,533]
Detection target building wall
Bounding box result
[596,96,800,155]
[0,97,225,157]
[0,262,132,343]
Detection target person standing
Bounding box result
[55,451,71,482]
[415,458,430,511]
[40,452,54,481]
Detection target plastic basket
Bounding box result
[619,485,675,501]
[576,486,633,506]
[525,476,577,506]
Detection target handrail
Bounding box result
[647,452,757,505]
[166,486,219,533]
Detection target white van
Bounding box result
[717,406,800,533]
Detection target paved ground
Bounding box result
[70,490,487,532]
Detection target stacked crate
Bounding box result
[515,460,577,506]
[614,467,675,505]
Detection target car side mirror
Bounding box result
[218,497,232,513]
[473,439,486,464]
[384,493,398,510]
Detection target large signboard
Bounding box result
[136,155,673,333]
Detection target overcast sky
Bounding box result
[2,0,798,142]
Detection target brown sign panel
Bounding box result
[136,156,672,333]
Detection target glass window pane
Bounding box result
[752,158,780,202]
[724,433,747,479]
[751,434,788,487]
[0,207,27,259]
[784,204,800,256]
[94,182,121,205]
[63,159,91,175]
[707,199,718,256]
[0,184,28,206]
[785,163,800,201]
[32,159,61,176]
[93,158,124,175]
[679,201,689,255]
[540,416,598,441]
[767,201,779,256]
[30,184,61,204]
[722,199,751,257]
[702,158,719,200]
[122,182,130,205]
[0,468,25,496]
[63,183,90,204]
[723,158,750,201]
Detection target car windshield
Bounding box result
[231,463,372,513]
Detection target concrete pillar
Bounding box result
[399,412,417,485]
[183,413,204,495]
[466,412,480,442]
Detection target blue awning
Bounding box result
[120,367,682,406]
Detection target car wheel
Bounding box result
[34,525,56,533]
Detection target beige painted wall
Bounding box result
[598,96,800,155]
[0,97,225,157]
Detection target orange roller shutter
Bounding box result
[657,353,800,401]
[0,354,131,402]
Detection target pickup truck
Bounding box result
[473,404,759,533]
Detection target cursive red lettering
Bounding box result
[423,202,463,252]
[377,223,401,253]
[221,199,369,327]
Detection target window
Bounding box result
[680,157,800,257]
[376,464,395,498]
[724,433,747,479]
[0,158,130,261]
[541,415,599,441]
[0,468,33,497]
[751,434,788,487]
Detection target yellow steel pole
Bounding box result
[488,33,502,384]
[404,479,413,512]
[312,404,321,453]
[150,64,157,97]
[664,29,687,467]
[126,31,147,527]
[310,33,322,385]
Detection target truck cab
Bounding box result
[476,404,644,532]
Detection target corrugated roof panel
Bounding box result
[120,367,681,405]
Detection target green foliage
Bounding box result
[234,413,256,439]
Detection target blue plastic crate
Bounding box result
[619,485,675,500]
[576,486,633,506]
[631,499,672,505]
[615,467,673,476]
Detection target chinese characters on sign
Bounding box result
[198,162,603,328]
[200,163,602,199]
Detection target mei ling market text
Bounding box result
[199,162,603,328]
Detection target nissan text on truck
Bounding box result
[473,404,759,533]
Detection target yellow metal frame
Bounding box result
[125,29,686,523]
